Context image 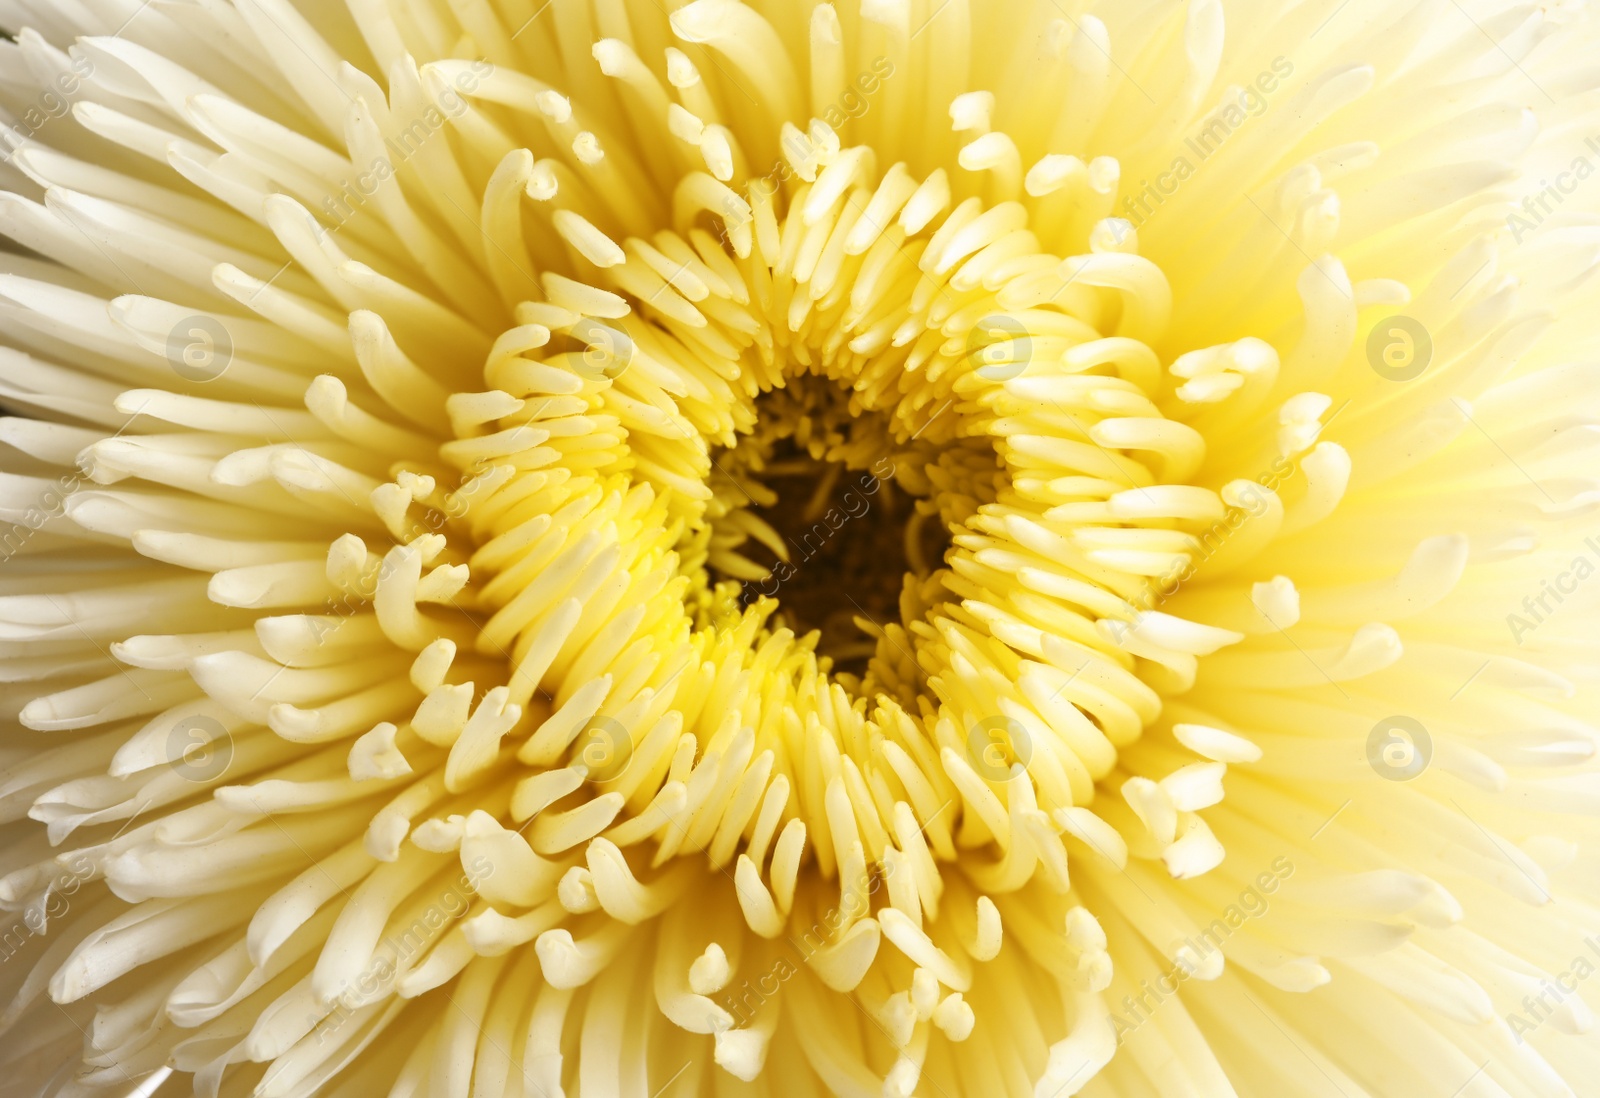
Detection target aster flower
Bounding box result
[1,0,1599,1095]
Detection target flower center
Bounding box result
[703,379,956,675]
[458,151,1210,828]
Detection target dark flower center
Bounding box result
[706,379,953,676]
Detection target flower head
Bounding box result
[1,1,1599,1096]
